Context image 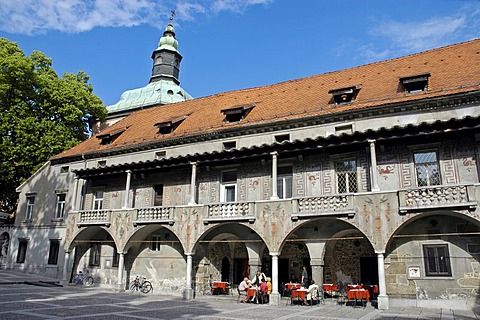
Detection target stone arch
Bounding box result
[122,224,184,295]
[384,210,480,301]
[191,222,266,295]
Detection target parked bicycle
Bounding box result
[72,270,94,286]
[129,275,153,293]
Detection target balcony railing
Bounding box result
[205,202,255,223]
[293,194,355,219]
[398,184,477,213]
[78,209,112,226]
[134,206,174,225]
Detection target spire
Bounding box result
[150,11,182,84]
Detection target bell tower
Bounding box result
[150,11,182,84]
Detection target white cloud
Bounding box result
[0,0,271,35]
[360,2,480,62]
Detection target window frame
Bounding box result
[89,242,101,266]
[423,244,452,277]
[25,195,35,221]
[277,166,293,199]
[93,191,104,210]
[335,158,358,194]
[55,193,67,219]
[47,239,60,265]
[16,239,28,263]
[221,170,237,202]
[413,150,441,187]
[150,235,161,252]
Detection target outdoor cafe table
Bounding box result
[290,288,308,305]
[212,281,228,291]
[285,283,302,290]
[247,288,257,301]
[323,283,338,296]
[347,288,370,302]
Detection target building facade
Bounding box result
[1,28,480,310]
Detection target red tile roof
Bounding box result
[52,39,480,160]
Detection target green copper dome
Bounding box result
[157,24,178,51]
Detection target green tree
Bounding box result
[0,38,107,220]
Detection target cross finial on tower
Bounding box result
[170,10,176,23]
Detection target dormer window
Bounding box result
[96,127,127,145]
[221,104,254,123]
[400,73,430,94]
[154,116,187,135]
[328,86,361,105]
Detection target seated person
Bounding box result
[238,277,250,303]
[289,273,299,283]
[306,280,320,305]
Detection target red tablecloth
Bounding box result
[285,283,302,290]
[291,289,308,304]
[247,288,257,300]
[212,281,228,290]
[323,283,338,293]
[347,289,370,302]
[346,284,363,292]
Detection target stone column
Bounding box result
[376,251,389,310]
[269,253,280,305]
[117,253,125,289]
[188,162,197,205]
[310,257,324,285]
[72,177,79,211]
[270,152,279,200]
[123,170,132,209]
[183,253,194,300]
[61,251,70,284]
[368,139,380,191]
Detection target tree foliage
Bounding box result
[0,37,107,218]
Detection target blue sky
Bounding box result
[0,0,479,106]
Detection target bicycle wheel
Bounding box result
[141,281,153,293]
[129,281,138,292]
[84,276,94,286]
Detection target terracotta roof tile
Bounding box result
[52,39,480,160]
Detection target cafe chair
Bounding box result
[353,290,367,308]
[237,288,245,303]
[257,291,268,304]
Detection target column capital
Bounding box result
[125,169,132,174]
[367,139,376,144]
[375,250,385,255]
[269,252,280,257]
[189,161,197,166]
[270,151,278,156]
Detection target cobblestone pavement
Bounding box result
[0,270,479,320]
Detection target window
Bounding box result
[221,171,237,202]
[274,134,290,143]
[400,73,430,94]
[55,193,66,219]
[423,244,451,276]
[112,247,119,267]
[97,160,107,168]
[335,159,358,193]
[223,141,237,150]
[89,242,101,266]
[25,196,35,221]
[151,235,161,251]
[155,151,166,160]
[16,239,28,263]
[221,104,254,123]
[96,127,127,145]
[93,191,104,210]
[60,166,69,173]
[154,116,187,135]
[277,166,293,199]
[154,185,164,207]
[47,240,60,265]
[329,86,361,105]
[414,151,441,186]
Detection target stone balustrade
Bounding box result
[135,206,173,224]
[78,209,112,225]
[399,184,476,213]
